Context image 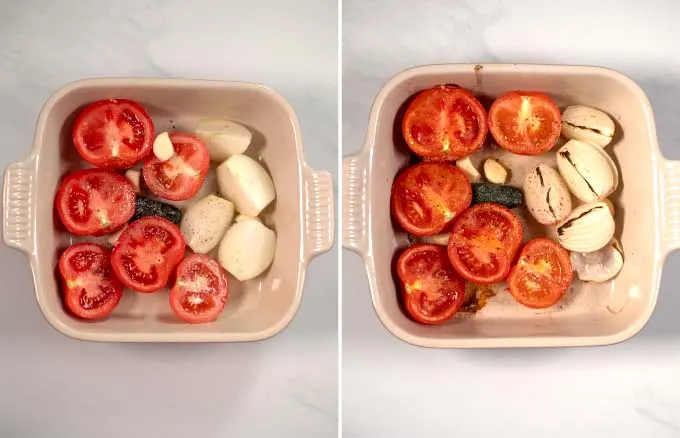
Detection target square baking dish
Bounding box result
[343,63,680,348]
[3,78,334,342]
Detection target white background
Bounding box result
[343,0,680,437]
[0,1,338,437]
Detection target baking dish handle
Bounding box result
[342,151,369,256]
[3,154,36,255]
[302,166,335,259]
[662,159,680,255]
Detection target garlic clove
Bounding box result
[455,157,481,183]
[570,240,623,282]
[557,202,615,253]
[153,132,175,161]
[483,158,508,184]
[416,233,450,246]
[561,105,615,147]
[125,169,141,194]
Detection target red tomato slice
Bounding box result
[72,99,155,169]
[397,244,466,325]
[55,168,135,236]
[507,237,573,309]
[447,203,523,284]
[58,243,123,320]
[142,133,210,201]
[488,91,561,155]
[402,85,488,161]
[111,216,186,293]
[390,162,472,236]
[169,254,229,324]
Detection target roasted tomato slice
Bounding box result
[507,237,573,309]
[72,99,155,169]
[402,85,488,161]
[142,133,210,201]
[397,244,466,325]
[169,254,229,324]
[391,162,472,236]
[55,168,135,236]
[111,216,186,293]
[488,91,561,155]
[58,243,123,320]
[447,203,523,284]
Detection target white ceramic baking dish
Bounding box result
[343,63,680,348]
[3,78,334,342]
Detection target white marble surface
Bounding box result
[0,1,337,437]
[343,0,680,437]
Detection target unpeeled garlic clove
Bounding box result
[561,105,615,147]
[570,240,623,282]
[556,139,618,203]
[557,202,615,253]
[523,164,572,225]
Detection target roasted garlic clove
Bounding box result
[483,158,508,184]
[570,240,623,282]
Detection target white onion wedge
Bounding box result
[180,195,235,254]
[216,154,275,217]
[218,218,276,281]
[195,119,252,162]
